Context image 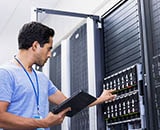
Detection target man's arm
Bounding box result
[49,89,116,108]
[88,89,116,107]
[0,101,70,129]
[48,90,68,105]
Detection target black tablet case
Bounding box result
[52,90,97,117]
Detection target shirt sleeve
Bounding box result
[48,80,58,96]
[0,68,14,102]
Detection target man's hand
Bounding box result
[42,107,71,127]
[98,89,116,103]
[89,89,116,107]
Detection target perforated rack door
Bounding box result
[69,23,90,130]
[49,45,62,130]
[103,64,145,130]
[102,0,142,77]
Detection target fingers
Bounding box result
[59,107,71,116]
[104,89,117,100]
[106,89,116,93]
[45,108,71,127]
[110,94,117,100]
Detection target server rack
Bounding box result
[140,0,160,129]
[101,0,147,129]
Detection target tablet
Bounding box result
[52,90,97,117]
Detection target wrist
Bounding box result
[34,118,49,128]
[97,97,103,104]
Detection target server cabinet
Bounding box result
[141,0,160,129]
[49,20,102,130]
[101,0,146,129]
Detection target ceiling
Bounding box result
[0,0,60,37]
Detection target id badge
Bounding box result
[33,115,45,130]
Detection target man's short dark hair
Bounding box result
[18,21,55,49]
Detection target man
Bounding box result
[0,22,116,130]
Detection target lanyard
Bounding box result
[14,56,40,115]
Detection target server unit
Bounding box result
[103,64,145,130]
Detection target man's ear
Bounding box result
[32,41,40,51]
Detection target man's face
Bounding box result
[35,37,53,67]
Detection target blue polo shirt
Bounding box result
[0,63,57,130]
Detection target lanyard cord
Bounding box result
[14,56,40,115]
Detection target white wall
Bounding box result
[0,0,31,65]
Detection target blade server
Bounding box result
[103,64,146,130]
